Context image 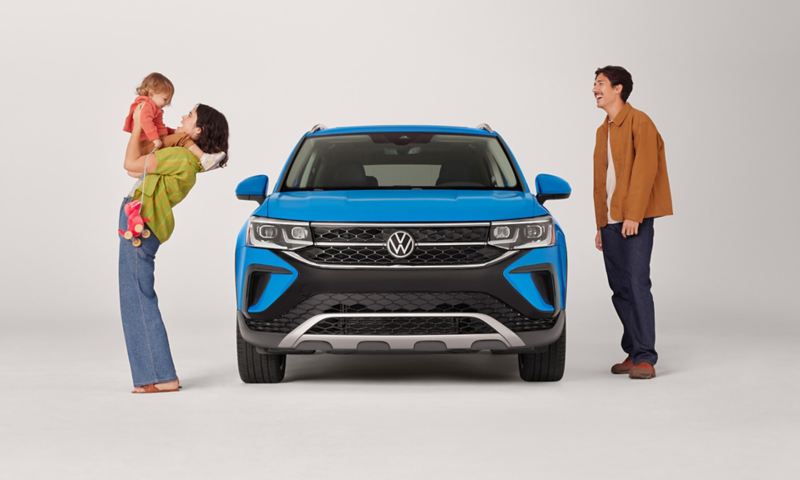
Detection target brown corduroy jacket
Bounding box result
[593,102,673,229]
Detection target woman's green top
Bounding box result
[133,147,202,243]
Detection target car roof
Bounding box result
[306,125,497,137]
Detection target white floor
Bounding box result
[2,302,797,480]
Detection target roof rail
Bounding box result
[476,123,493,133]
[308,123,327,133]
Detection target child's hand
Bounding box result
[151,139,163,152]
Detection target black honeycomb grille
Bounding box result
[298,244,504,265]
[312,226,489,243]
[503,318,559,331]
[305,316,495,335]
[244,292,556,334]
[244,317,297,333]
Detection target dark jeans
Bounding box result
[600,218,657,365]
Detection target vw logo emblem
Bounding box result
[386,231,415,259]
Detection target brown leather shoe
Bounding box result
[611,356,633,374]
[628,362,656,379]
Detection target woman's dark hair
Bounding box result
[595,65,633,102]
[194,103,230,167]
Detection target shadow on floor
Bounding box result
[283,353,523,383]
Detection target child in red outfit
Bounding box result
[123,73,174,151]
[123,72,226,170]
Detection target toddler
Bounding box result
[123,72,226,171]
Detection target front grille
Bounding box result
[297,244,505,266]
[312,225,489,243]
[305,316,496,335]
[302,224,499,266]
[244,292,556,334]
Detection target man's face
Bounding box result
[592,73,622,109]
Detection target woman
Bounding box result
[119,103,229,393]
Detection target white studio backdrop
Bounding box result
[0,0,798,338]
[1,2,800,479]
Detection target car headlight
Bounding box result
[247,217,312,250]
[489,216,555,250]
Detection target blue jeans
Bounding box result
[118,197,177,386]
[600,218,658,365]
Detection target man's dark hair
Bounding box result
[595,66,633,102]
[195,103,230,167]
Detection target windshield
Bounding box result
[282,133,521,191]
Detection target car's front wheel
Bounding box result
[237,325,286,383]
[518,323,566,382]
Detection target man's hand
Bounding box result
[595,230,602,251]
[621,219,640,238]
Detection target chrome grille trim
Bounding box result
[416,242,487,247]
[313,241,488,247]
[284,249,518,269]
[314,242,386,247]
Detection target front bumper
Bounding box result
[238,309,565,354]
[236,245,566,354]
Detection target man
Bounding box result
[592,66,673,379]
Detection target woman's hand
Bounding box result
[131,103,144,135]
[595,230,603,251]
[124,104,157,174]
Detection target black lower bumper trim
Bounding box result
[243,251,559,331]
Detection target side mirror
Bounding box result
[535,174,571,205]
[236,175,269,204]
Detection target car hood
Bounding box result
[255,190,547,222]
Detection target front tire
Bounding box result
[237,325,286,383]
[518,323,566,382]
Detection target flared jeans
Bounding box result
[118,197,177,386]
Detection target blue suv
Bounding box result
[234,124,571,382]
